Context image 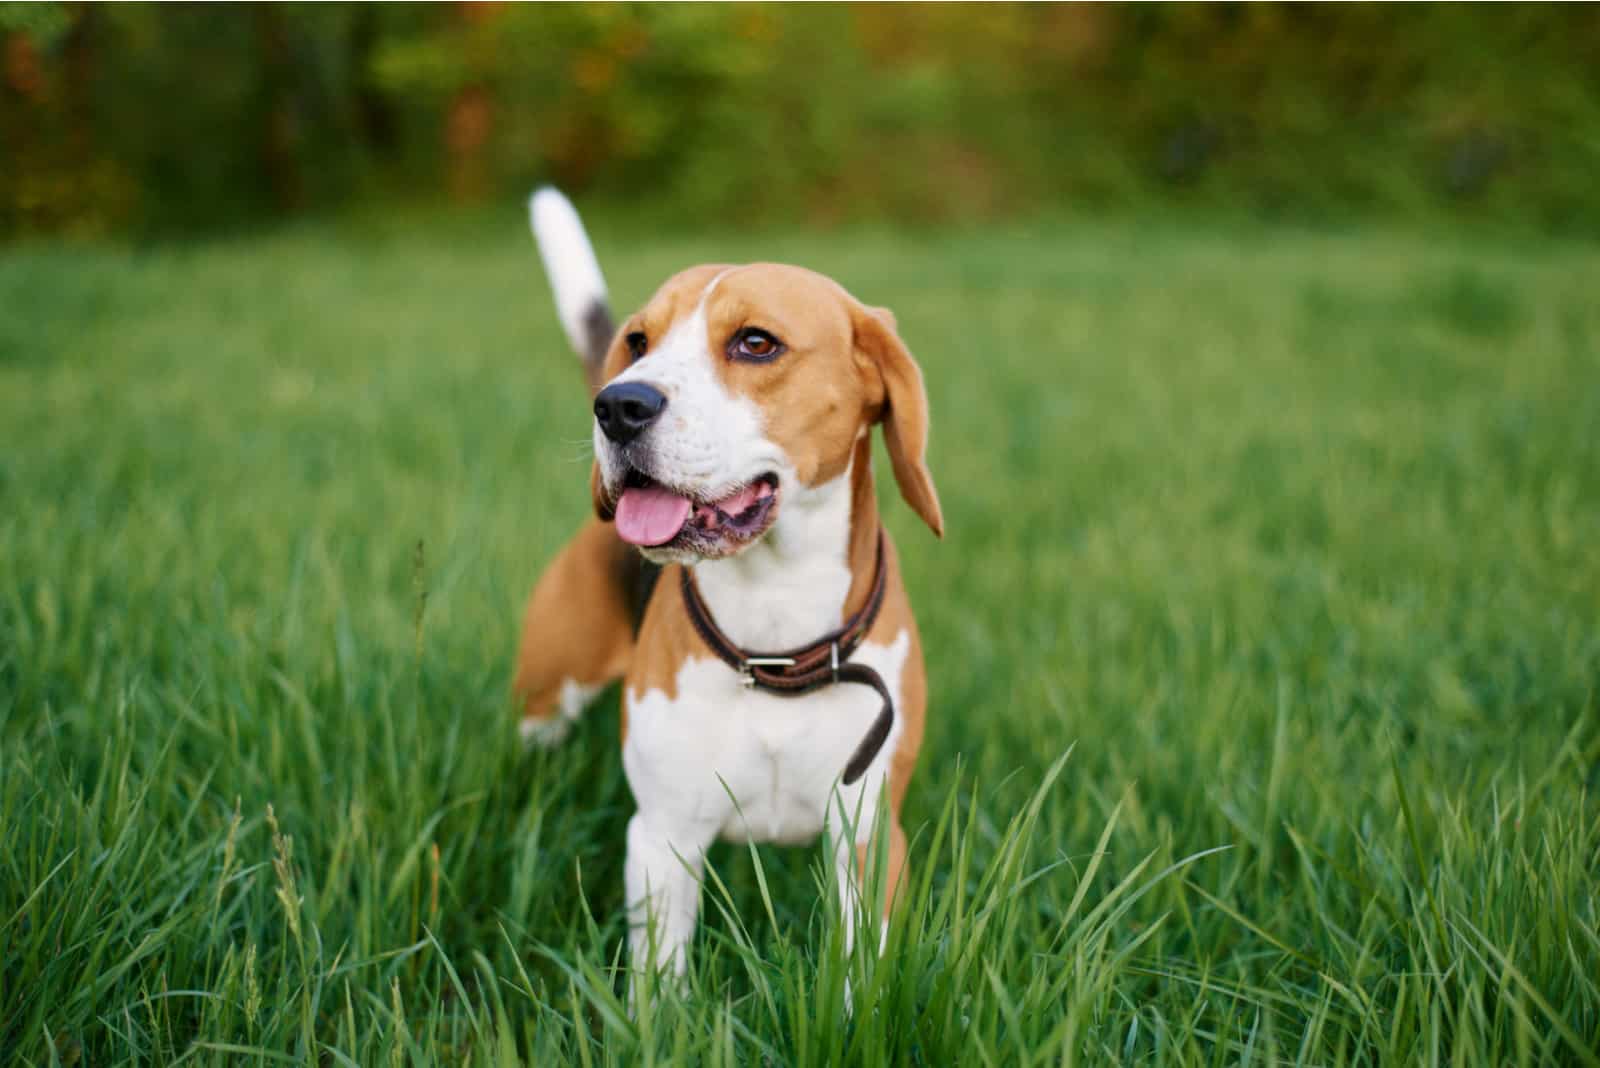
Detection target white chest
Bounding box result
[622,631,910,846]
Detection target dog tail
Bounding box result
[528,187,614,396]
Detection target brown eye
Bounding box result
[625,331,648,361]
[729,327,785,362]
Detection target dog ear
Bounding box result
[854,304,944,538]
[589,330,633,521]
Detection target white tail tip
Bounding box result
[529,187,611,366]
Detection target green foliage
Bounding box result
[4,4,1600,237]
[0,2,69,39]
[3,214,1599,1062]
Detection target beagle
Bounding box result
[513,189,941,982]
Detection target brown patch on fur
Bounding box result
[513,518,636,726]
[618,559,692,709]
[889,611,927,815]
[856,820,908,915]
[870,533,927,818]
[843,435,880,619]
[840,441,927,818]
[856,521,919,918]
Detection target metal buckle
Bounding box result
[740,656,795,688]
[830,641,840,681]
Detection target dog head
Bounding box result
[588,264,942,563]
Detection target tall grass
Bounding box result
[2,214,1597,1063]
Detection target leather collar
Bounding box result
[679,531,894,785]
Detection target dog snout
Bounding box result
[594,381,667,445]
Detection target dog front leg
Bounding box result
[625,811,713,988]
[828,792,903,960]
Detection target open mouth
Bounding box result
[613,470,780,554]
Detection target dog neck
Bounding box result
[690,436,879,652]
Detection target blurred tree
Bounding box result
[2,2,1598,238]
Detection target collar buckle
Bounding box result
[741,656,796,688]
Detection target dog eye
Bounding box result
[625,332,648,361]
[729,327,785,362]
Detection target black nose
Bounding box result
[593,381,667,444]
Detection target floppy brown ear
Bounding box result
[589,329,633,521]
[855,304,944,538]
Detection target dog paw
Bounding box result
[519,714,572,749]
[519,679,602,749]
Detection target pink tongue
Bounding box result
[615,486,692,546]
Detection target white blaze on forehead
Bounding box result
[596,268,788,502]
[698,266,739,304]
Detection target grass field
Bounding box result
[2,212,1598,1065]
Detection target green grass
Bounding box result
[2,211,1598,1065]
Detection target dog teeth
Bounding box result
[687,483,773,537]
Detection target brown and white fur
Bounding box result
[513,189,941,985]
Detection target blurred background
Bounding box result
[5,2,1600,239]
[5,6,1600,1062]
